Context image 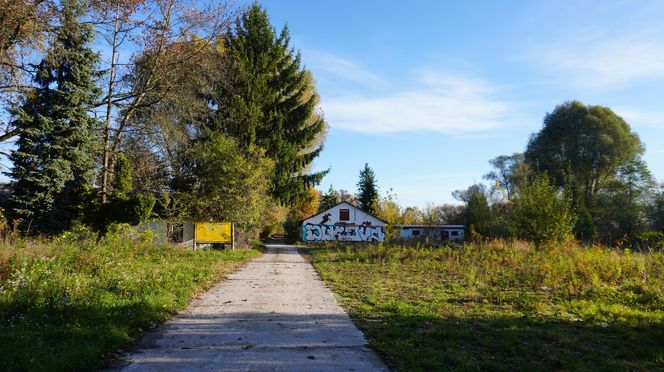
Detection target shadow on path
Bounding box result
[111,244,387,371]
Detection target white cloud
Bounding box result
[305,51,386,86]
[614,106,664,128]
[322,71,518,135]
[523,34,664,90]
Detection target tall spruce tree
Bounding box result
[214,4,327,205]
[357,163,379,214]
[7,0,100,234]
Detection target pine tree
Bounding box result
[214,4,328,205]
[7,0,100,234]
[318,185,339,212]
[357,163,379,214]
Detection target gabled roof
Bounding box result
[301,201,387,225]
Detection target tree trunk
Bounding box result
[101,5,120,203]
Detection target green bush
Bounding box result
[90,193,156,232]
[639,231,664,251]
[509,173,575,246]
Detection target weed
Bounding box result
[309,241,664,370]
[0,226,259,371]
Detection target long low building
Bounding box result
[396,224,465,241]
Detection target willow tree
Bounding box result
[213,4,328,205]
[525,101,644,239]
[525,101,643,206]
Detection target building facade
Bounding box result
[302,202,386,242]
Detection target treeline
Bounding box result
[0,1,327,241]
[318,102,663,249]
[448,101,662,248]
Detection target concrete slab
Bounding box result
[111,244,387,371]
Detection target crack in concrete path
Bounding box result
[111,244,387,371]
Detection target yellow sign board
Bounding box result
[195,222,232,243]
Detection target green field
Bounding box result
[0,227,260,371]
[309,241,664,371]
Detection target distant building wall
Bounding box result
[398,225,465,241]
[137,220,196,247]
[183,221,194,246]
[138,221,169,245]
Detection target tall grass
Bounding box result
[310,240,664,370]
[0,225,260,371]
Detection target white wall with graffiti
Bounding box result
[302,202,386,242]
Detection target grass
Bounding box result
[0,225,260,371]
[308,240,664,371]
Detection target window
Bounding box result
[339,209,350,221]
[412,230,421,236]
[451,231,459,236]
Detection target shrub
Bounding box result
[88,193,156,232]
[639,231,664,251]
[509,173,575,246]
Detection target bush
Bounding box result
[639,231,664,251]
[509,173,575,246]
[88,193,156,232]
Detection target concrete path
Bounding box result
[113,244,387,371]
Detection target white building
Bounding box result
[302,202,386,242]
[396,225,465,242]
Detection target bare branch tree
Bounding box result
[0,0,55,143]
[92,0,235,201]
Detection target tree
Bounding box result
[284,186,318,241]
[400,206,420,225]
[357,163,379,214]
[177,133,274,239]
[7,0,100,234]
[318,185,339,212]
[93,0,231,202]
[525,101,643,208]
[454,184,492,239]
[375,193,402,241]
[338,189,358,206]
[420,202,441,225]
[647,185,664,232]
[594,158,656,244]
[0,0,55,143]
[112,153,133,195]
[89,155,156,231]
[484,153,530,200]
[214,4,328,205]
[509,173,575,246]
[438,204,465,225]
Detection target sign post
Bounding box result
[231,222,235,251]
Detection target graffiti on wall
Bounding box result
[302,223,385,242]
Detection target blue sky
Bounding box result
[261,0,664,207]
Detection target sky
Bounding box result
[260,0,664,207]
